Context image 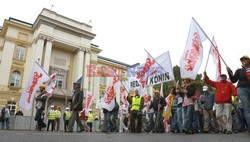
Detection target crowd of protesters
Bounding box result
[0,55,249,135]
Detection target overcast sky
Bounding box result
[1,0,249,80]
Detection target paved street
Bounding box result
[0,130,249,142]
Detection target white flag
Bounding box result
[42,73,57,97]
[84,90,94,116]
[99,72,120,111]
[180,18,208,79]
[128,51,174,95]
[120,81,129,108]
[210,37,221,81]
[19,62,50,110]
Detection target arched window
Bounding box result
[10,71,21,88]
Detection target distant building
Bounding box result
[0,8,151,116]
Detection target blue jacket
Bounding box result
[201,92,214,110]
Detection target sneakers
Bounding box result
[226,131,232,134]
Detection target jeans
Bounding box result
[2,118,9,129]
[182,105,194,131]
[109,112,118,132]
[154,110,164,132]
[103,112,110,132]
[171,109,178,131]
[146,113,154,132]
[237,87,250,131]
[192,111,199,131]
[176,107,183,131]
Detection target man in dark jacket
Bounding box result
[227,55,250,134]
[149,90,166,133]
[68,82,84,132]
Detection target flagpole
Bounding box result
[205,46,212,71]
[113,70,130,94]
[144,49,176,83]
[192,17,228,67]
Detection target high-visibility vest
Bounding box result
[55,110,61,118]
[65,111,71,120]
[87,113,94,122]
[131,96,142,111]
[48,110,55,120]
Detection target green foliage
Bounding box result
[153,65,213,96]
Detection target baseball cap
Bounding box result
[240,55,250,61]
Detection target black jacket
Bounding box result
[228,67,250,88]
[149,96,166,111]
[70,89,83,111]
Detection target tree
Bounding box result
[153,65,212,96]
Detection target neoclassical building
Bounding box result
[0,8,138,115]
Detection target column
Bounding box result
[83,50,90,90]
[43,39,53,73]
[74,49,84,82]
[34,38,45,65]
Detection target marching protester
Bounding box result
[68,82,85,132]
[201,86,219,133]
[127,89,144,133]
[80,108,90,132]
[145,95,154,133]
[63,107,71,132]
[35,84,47,131]
[149,90,166,133]
[87,109,94,132]
[55,106,61,132]
[47,105,55,131]
[227,55,250,134]
[204,72,237,134]
[109,99,119,132]
[119,104,129,132]
[181,78,196,134]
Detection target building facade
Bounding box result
[0,8,140,116]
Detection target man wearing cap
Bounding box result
[68,82,84,132]
[201,86,219,133]
[227,55,250,134]
[63,107,71,132]
[204,72,237,134]
[149,89,166,133]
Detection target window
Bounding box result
[100,76,106,86]
[100,66,106,86]
[15,45,25,61]
[7,101,16,115]
[10,71,21,88]
[56,75,63,88]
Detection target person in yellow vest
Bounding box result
[55,106,61,132]
[47,105,55,131]
[127,89,144,133]
[87,109,94,132]
[63,107,71,132]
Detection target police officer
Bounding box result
[87,109,94,132]
[128,89,144,133]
